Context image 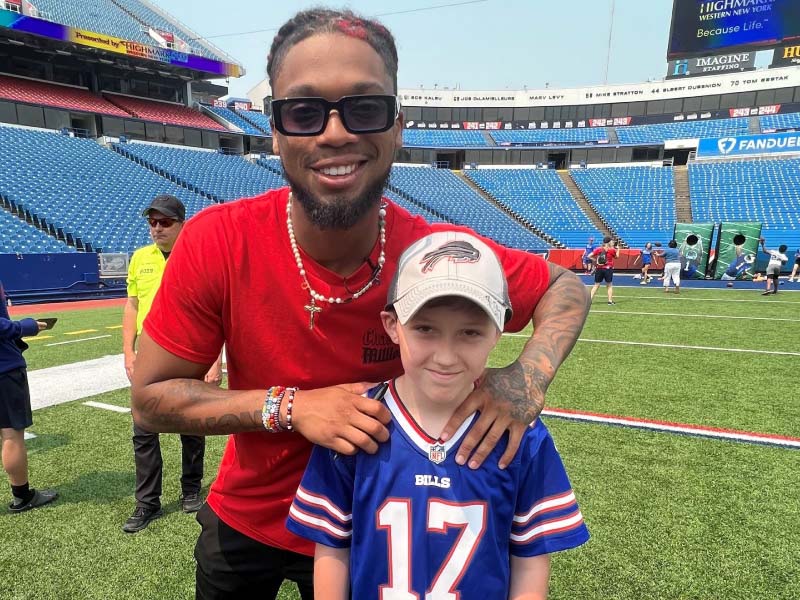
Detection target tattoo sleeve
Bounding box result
[502,263,590,423]
[133,379,264,435]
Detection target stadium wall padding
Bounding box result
[1,253,99,294]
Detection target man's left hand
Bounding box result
[440,361,544,470]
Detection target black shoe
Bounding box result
[180,492,203,514]
[8,488,58,514]
[761,291,772,296]
[122,506,163,533]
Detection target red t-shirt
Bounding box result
[145,186,550,555]
[591,246,617,269]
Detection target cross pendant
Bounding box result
[304,297,322,330]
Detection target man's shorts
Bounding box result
[766,264,781,276]
[794,257,800,267]
[594,268,614,284]
[0,368,33,430]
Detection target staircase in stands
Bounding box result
[454,170,561,248]
[555,170,621,246]
[672,165,693,223]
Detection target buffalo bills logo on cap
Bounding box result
[420,241,480,273]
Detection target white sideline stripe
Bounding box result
[83,401,130,414]
[503,334,800,356]
[45,334,112,347]
[591,310,800,323]
[542,410,800,449]
[28,354,129,410]
[24,432,36,440]
[618,295,800,305]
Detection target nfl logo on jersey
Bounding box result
[428,444,446,464]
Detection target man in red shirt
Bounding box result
[131,9,590,599]
[590,236,619,305]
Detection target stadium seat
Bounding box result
[0,74,130,118]
[616,118,750,144]
[105,94,228,131]
[466,169,602,247]
[570,166,676,248]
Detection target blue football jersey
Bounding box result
[287,381,589,599]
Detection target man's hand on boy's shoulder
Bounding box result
[292,382,391,455]
[440,360,541,471]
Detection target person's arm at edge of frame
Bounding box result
[313,545,350,600]
[130,332,390,452]
[509,554,550,600]
[122,296,139,382]
[440,262,590,469]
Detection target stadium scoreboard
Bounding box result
[668,0,800,58]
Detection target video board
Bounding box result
[668,0,800,59]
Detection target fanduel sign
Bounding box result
[666,52,756,79]
[697,131,800,158]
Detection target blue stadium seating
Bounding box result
[616,118,750,144]
[112,0,224,60]
[114,142,285,201]
[689,158,800,250]
[34,0,225,61]
[465,169,602,247]
[759,112,800,132]
[570,166,676,248]
[0,125,212,253]
[236,110,273,136]
[390,166,549,251]
[0,208,74,254]
[204,106,266,136]
[490,128,609,145]
[34,0,155,47]
[401,129,488,148]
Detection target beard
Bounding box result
[286,167,391,230]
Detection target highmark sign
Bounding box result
[696,131,800,158]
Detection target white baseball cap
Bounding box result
[386,231,512,331]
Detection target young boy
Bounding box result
[589,236,618,305]
[287,231,589,599]
[760,238,788,295]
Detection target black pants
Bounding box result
[132,422,205,509]
[194,504,314,600]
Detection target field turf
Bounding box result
[2,286,798,599]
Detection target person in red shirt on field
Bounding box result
[130,8,591,599]
[589,236,618,305]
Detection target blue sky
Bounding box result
[154,0,767,97]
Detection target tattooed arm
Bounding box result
[131,332,390,453]
[440,262,590,469]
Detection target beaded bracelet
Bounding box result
[284,387,298,431]
[261,386,287,433]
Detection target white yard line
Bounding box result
[614,294,800,304]
[590,310,800,323]
[83,401,130,413]
[45,335,112,347]
[503,334,800,356]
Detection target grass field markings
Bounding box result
[24,431,36,440]
[45,334,112,347]
[105,325,123,329]
[590,310,800,322]
[65,329,98,335]
[543,407,800,449]
[83,400,131,413]
[503,333,800,356]
[615,295,800,304]
[22,335,53,341]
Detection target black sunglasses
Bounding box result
[148,217,177,228]
[271,94,399,136]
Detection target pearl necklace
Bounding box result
[286,194,387,330]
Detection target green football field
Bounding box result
[2,286,798,599]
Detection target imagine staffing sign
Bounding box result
[666,51,756,78]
